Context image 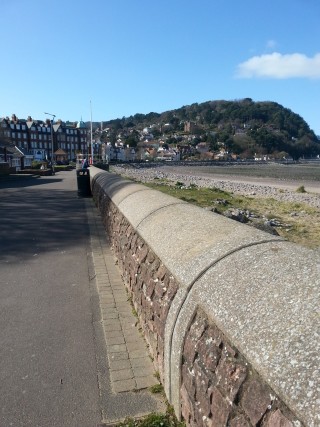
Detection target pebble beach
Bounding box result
[111,164,320,209]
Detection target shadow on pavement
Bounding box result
[0,174,63,189]
[0,175,91,263]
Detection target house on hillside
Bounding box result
[196,142,210,154]
[184,121,199,133]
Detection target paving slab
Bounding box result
[85,197,165,423]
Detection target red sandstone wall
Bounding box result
[181,309,299,427]
[92,179,305,427]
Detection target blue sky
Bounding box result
[1,0,320,134]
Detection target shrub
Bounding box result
[175,181,184,188]
[31,161,43,169]
[296,185,306,193]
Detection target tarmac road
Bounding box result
[0,172,162,427]
[0,172,103,426]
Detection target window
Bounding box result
[22,125,26,130]
[16,124,20,130]
[12,132,16,138]
[23,133,27,139]
[17,132,21,138]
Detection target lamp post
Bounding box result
[44,112,56,174]
[90,100,94,164]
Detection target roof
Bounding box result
[76,120,87,129]
[54,148,67,155]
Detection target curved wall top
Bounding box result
[90,167,283,287]
[90,168,320,426]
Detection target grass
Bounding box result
[116,411,185,427]
[116,373,184,427]
[150,383,164,394]
[144,182,320,249]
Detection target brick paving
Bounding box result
[85,198,159,394]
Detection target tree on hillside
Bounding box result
[124,130,140,147]
[99,99,320,159]
[286,135,320,160]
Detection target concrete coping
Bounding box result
[170,240,320,426]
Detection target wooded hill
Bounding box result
[95,99,320,159]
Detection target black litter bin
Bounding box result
[76,168,91,197]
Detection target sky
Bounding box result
[1,0,320,135]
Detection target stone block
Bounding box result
[155,281,167,298]
[165,276,178,300]
[241,379,272,425]
[144,280,155,299]
[150,258,161,274]
[181,364,196,395]
[196,334,221,373]
[228,414,251,427]
[183,335,197,365]
[156,264,167,281]
[262,409,294,427]
[152,300,163,319]
[189,315,207,344]
[210,387,231,427]
[216,356,247,402]
[181,383,195,425]
[147,250,155,263]
[194,371,211,418]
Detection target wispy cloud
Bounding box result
[236,52,320,79]
[266,40,277,49]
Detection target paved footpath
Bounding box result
[0,171,164,427]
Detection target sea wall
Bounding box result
[89,166,320,427]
